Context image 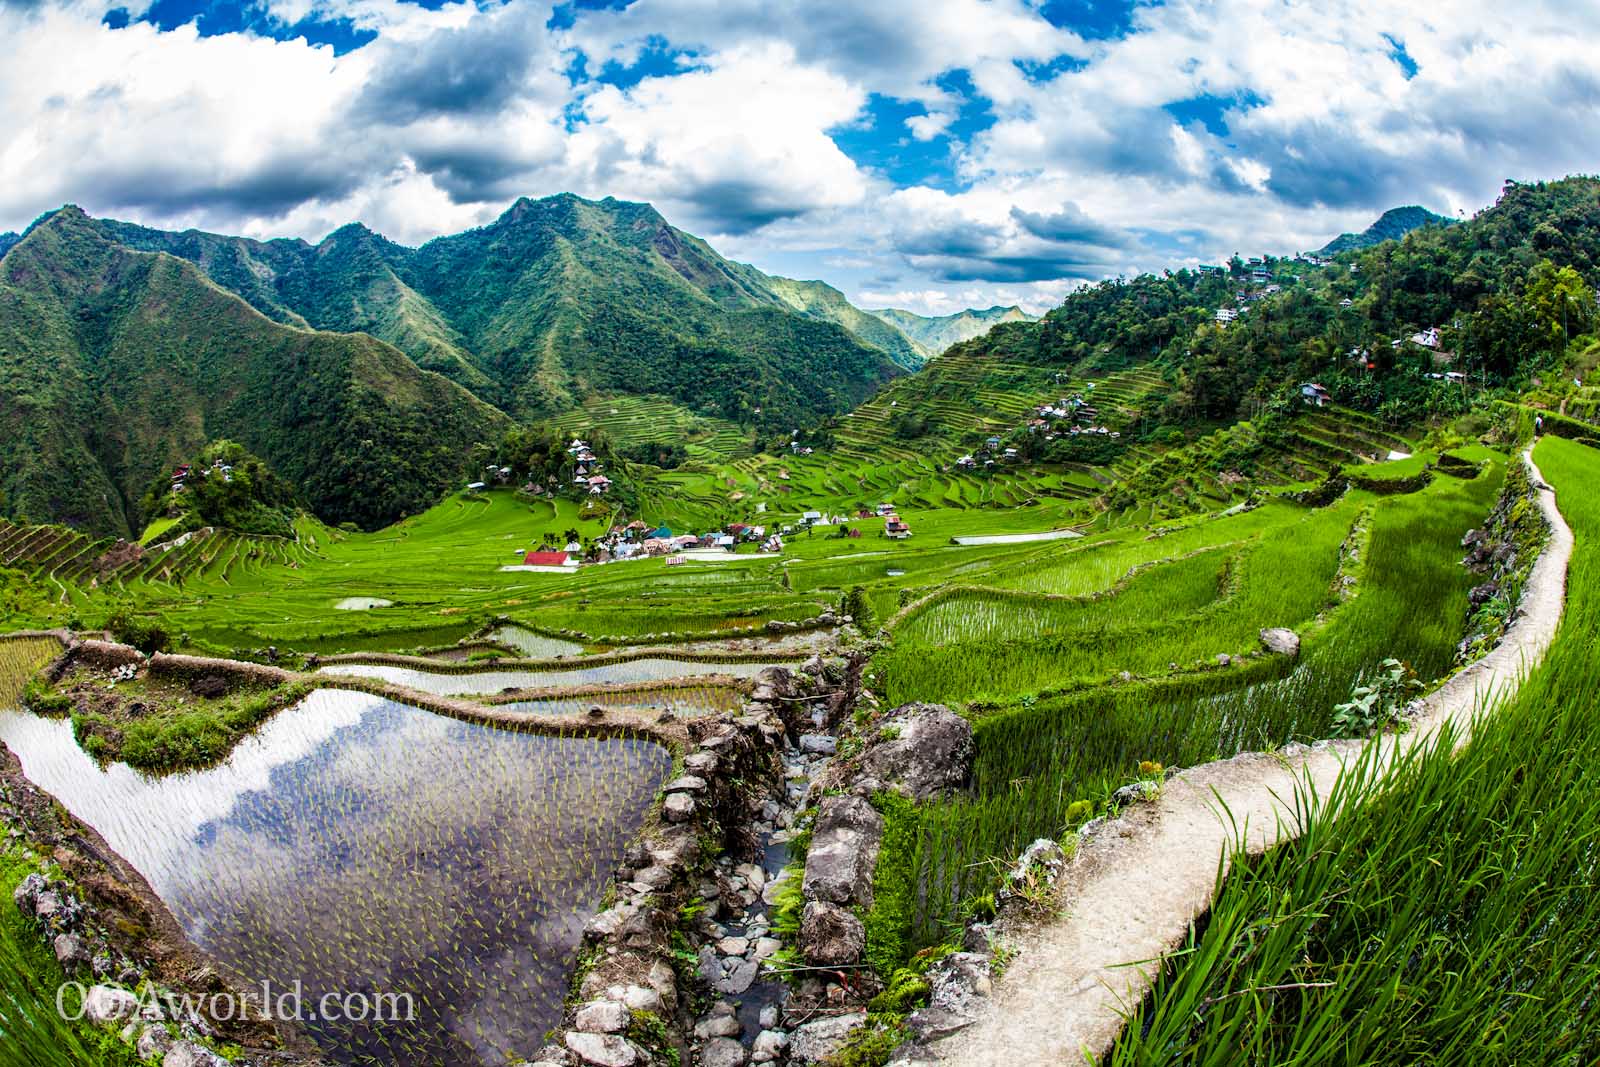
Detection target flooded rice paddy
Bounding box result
[317,657,796,695]
[499,684,746,718]
[0,688,670,1067]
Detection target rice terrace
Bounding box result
[4,7,1600,1067]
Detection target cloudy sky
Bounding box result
[3,0,1598,314]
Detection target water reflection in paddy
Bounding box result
[318,657,794,695]
[500,684,746,718]
[0,689,670,1067]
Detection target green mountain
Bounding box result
[0,207,507,537]
[758,276,926,368]
[868,305,1038,356]
[92,194,908,425]
[1318,205,1456,255]
[0,232,18,259]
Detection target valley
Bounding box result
[2,175,1599,1067]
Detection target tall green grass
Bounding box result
[1106,436,1600,1065]
[884,464,1500,949]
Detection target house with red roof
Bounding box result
[522,550,570,567]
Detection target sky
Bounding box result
[2,0,1598,315]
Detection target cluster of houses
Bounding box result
[510,518,788,572]
[169,457,234,494]
[565,439,612,496]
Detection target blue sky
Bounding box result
[3,0,1597,314]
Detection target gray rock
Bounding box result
[716,957,760,995]
[760,868,793,906]
[137,1024,175,1061]
[683,752,719,776]
[565,1032,639,1067]
[701,1037,748,1067]
[798,734,836,755]
[758,1004,781,1030]
[54,932,91,972]
[620,984,662,1013]
[752,936,783,960]
[752,1029,788,1062]
[858,704,974,801]
[162,1042,226,1067]
[13,872,46,917]
[34,889,63,922]
[575,1000,631,1034]
[717,936,749,957]
[83,984,141,1024]
[799,900,865,966]
[663,775,707,793]
[647,961,678,1012]
[1259,627,1301,657]
[788,1012,866,1064]
[662,793,696,823]
[697,945,723,986]
[693,1012,742,1039]
[802,795,883,906]
[633,865,675,890]
[1215,653,1231,666]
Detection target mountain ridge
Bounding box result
[868,304,1038,356]
[1317,204,1456,255]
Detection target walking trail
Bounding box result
[922,448,1574,1066]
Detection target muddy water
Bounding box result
[317,658,795,695]
[0,689,670,1067]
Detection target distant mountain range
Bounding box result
[868,305,1038,357]
[0,194,1013,537]
[1318,205,1456,255]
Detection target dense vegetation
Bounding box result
[1108,435,1600,1066]
[1317,204,1456,254]
[0,208,506,535]
[93,194,910,425]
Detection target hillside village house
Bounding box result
[884,514,912,539]
[1301,382,1332,407]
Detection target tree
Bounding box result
[1524,258,1596,354]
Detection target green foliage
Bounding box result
[863,792,921,977]
[1329,657,1425,737]
[841,585,875,631]
[0,847,143,1066]
[103,606,169,654]
[1107,436,1600,1065]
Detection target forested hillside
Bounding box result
[869,304,1036,355]
[92,194,911,422]
[939,178,1598,432]
[0,208,507,536]
[1318,204,1456,254]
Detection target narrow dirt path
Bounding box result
[921,449,1574,1066]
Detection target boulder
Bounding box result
[716,957,760,995]
[662,793,696,823]
[701,1037,748,1067]
[799,900,865,966]
[788,1012,866,1064]
[13,872,47,916]
[565,1032,639,1067]
[798,734,836,755]
[54,932,91,972]
[162,1042,227,1067]
[857,704,974,801]
[802,796,883,906]
[619,984,662,1013]
[752,1029,788,1063]
[574,1000,631,1034]
[693,1012,742,1040]
[1259,628,1301,657]
[82,984,140,1024]
[137,1023,175,1061]
[662,775,707,793]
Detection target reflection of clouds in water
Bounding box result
[318,657,791,694]
[0,690,671,1067]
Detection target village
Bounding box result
[492,438,916,573]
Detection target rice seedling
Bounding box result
[0,689,672,1067]
[877,462,1501,950]
[1105,436,1600,1065]
[317,655,798,695]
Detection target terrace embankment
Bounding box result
[907,446,1574,1066]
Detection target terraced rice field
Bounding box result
[318,657,797,695]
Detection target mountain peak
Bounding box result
[1318,204,1455,255]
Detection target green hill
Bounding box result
[868,305,1037,355]
[91,194,907,425]
[0,232,18,259]
[0,207,507,537]
[1317,204,1456,254]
